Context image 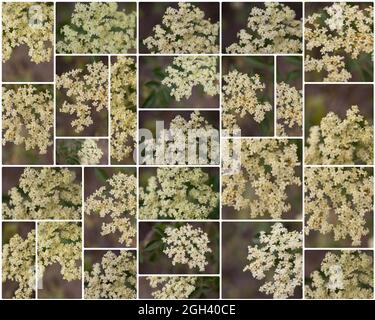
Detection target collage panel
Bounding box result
[222,221,303,299]
[56,2,137,54]
[222,56,274,137]
[139,222,220,275]
[222,2,303,54]
[84,167,137,248]
[37,221,82,299]
[2,166,82,220]
[139,166,219,220]
[139,2,220,54]
[55,138,109,165]
[276,56,303,137]
[305,167,373,248]
[139,275,220,299]
[56,56,109,137]
[138,110,220,165]
[2,222,36,299]
[222,138,302,220]
[2,84,54,165]
[110,56,137,165]
[305,84,373,165]
[305,250,374,299]
[305,2,373,82]
[139,55,219,109]
[2,2,54,82]
[84,249,137,299]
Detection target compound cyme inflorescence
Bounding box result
[85,250,136,299]
[57,2,136,53]
[3,167,81,220]
[85,172,137,247]
[140,167,218,220]
[2,85,53,154]
[243,223,303,299]
[143,2,219,53]
[162,224,212,272]
[226,3,302,54]
[305,2,373,82]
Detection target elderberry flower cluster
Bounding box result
[222,139,301,219]
[3,167,81,220]
[2,230,36,299]
[276,82,302,136]
[222,70,272,132]
[140,167,218,220]
[111,57,137,162]
[38,222,82,282]
[85,251,136,299]
[305,2,373,82]
[305,251,373,299]
[305,106,373,165]
[2,85,53,154]
[85,172,136,246]
[243,223,303,299]
[142,111,219,165]
[226,3,302,54]
[77,139,104,165]
[147,276,197,299]
[143,2,219,53]
[162,56,219,101]
[56,61,108,133]
[2,2,53,63]
[305,167,373,246]
[57,2,136,54]
[162,224,212,272]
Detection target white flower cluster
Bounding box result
[162,224,212,272]
[162,56,219,102]
[143,2,219,53]
[226,3,302,54]
[147,276,197,299]
[243,223,303,299]
[140,167,218,220]
[78,139,104,165]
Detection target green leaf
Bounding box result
[95,168,109,182]
[145,80,161,89]
[153,67,165,80]
[144,239,162,252]
[142,92,156,108]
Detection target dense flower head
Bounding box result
[305,167,373,246]
[222,70,272,132]
[162,224,212,272]
[85,251,136,299]
[2,230,36,299]
[85,172,136,246]
[2,85,53,154]
[57,2,136,53]
[147,276,197,299]
[243,223,303,299]
[305,251,373,299]
[305,106,373,165]
[111,57,137,162]
[226,3,302,54]
[222,139,301,219]
[305,2,373,82]
[276,82,302,136]
[162,56,219,102]
[3,167,81,220]
[56,61,108,133]
[140,167,218,219]
[78,139,104,165]
[142,111,219,165]
[2,2,53,63]
[143,2,219,53]
[38,222,82,282]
